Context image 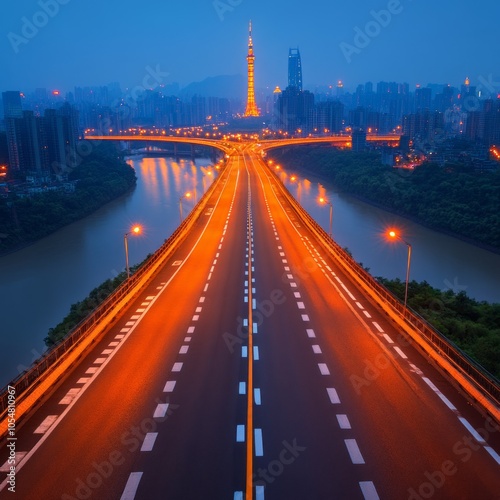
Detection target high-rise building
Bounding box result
[2,91,23,119]
[276,87,314,133]
[244,21,259,117]
[415,87,432,113]
[3,91,24,172]
[2,91,79,177]
[288,48,303,91]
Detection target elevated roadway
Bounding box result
[1,143,498,500]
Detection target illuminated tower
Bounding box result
[244,21,259,117]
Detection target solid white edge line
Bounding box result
[393,346,408,359]
[484,446,500,465]
[458,417,486,444]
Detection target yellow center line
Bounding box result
[245,170,254,500]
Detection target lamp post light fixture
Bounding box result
[388,229,412,311]
[319,197,333,238]
[179,192,192,222]
[124,225,141,279]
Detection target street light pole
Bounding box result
[404,241,412,310]
[124,232,130,279]
[124,225,141,279]
[328,202,333,238]
[319,197,333,238]
[179,192,192,223]
[388,230,412,310]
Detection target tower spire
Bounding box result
[244,20,259,117]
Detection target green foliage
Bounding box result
[269,147,500,250]
[378,277,500,378]
[45,271,129,347]
[0,143,136,253]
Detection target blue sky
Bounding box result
[1,0,499,95]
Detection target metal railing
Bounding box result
[268,165,500,408]
[0,163,229,415]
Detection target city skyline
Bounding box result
[1,0,499,95]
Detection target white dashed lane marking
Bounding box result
[360,481,380,500]
[318,363,330,376]
[163,381,176,392]
[336,414,351,429]
[121,472,143,500]
[140,432,158,452]
[34,415,58,434]
[59,388,80,405]
[236,425,245,442]
[345,439,365,464]
[327,388,341,404]
[153,404,169,419]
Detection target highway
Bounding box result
[1,145,499,499]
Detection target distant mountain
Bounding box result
[180,75,245,100]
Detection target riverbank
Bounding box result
[0,156,214,387]
[0,143,137,256]
[268,147,500,253]
[378,277,500,379]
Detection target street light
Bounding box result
[319,197,333,238]
[179,192,192,222]
[387,229,412,311]
[124,225,141,279]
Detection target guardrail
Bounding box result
[0,162,229,421]
[266,162,500,413]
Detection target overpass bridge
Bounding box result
[0,138,499,499]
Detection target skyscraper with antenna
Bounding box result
[244,21,259,117]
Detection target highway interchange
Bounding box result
[1,144,499,499]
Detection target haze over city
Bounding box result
[2,0,499,94]
[1,1,500,499]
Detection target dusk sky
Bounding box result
[1,0,499,95]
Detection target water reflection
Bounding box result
[0,157,214,387]
[278,168,500,304]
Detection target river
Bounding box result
[0,156,498,387]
